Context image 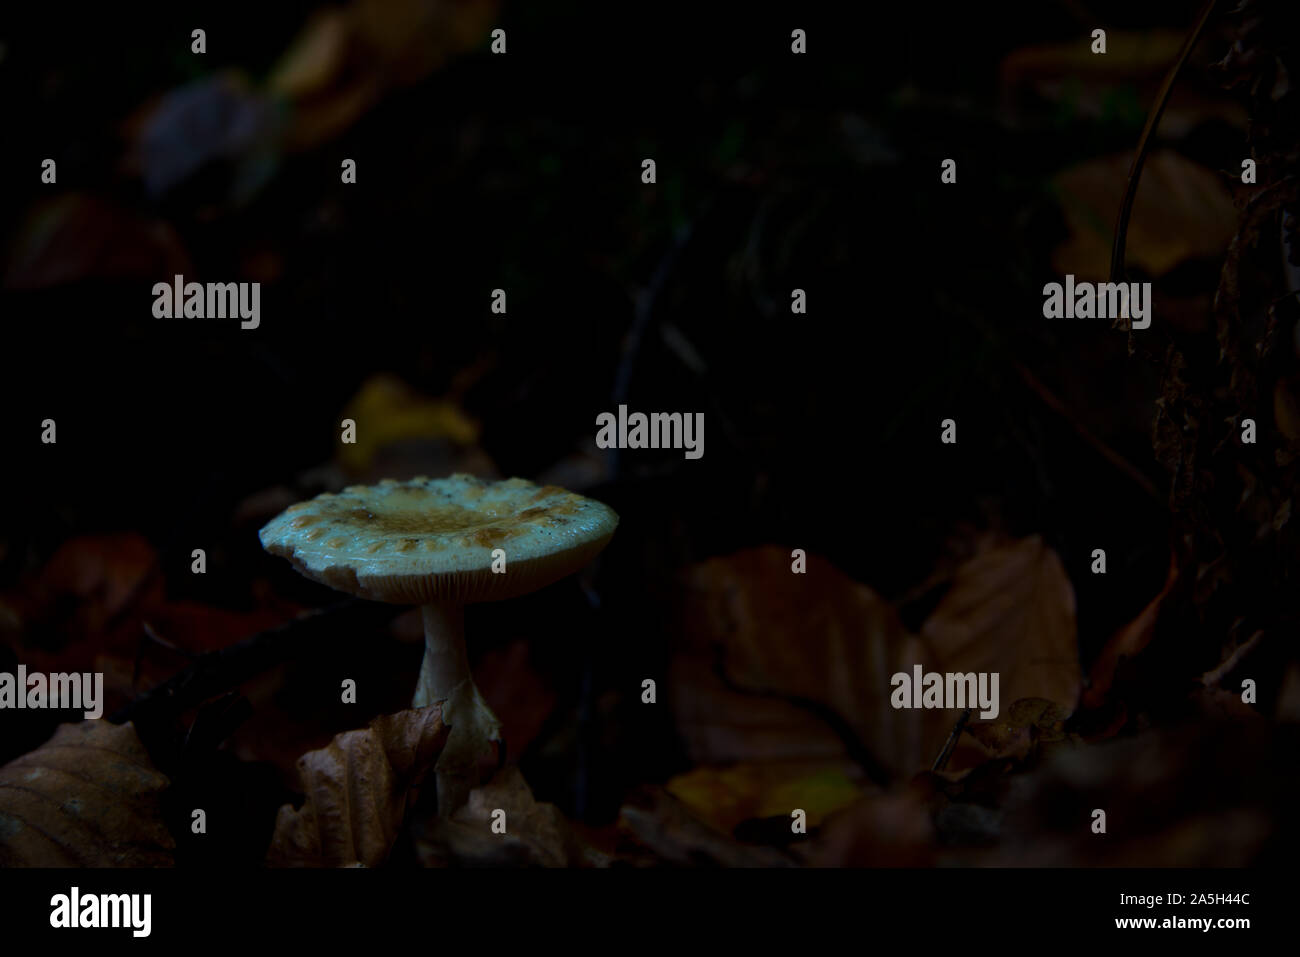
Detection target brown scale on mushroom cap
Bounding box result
[259,474,618,605]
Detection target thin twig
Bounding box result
[936,290,1163,501]
[612,223,696,405]
[1012,359,1162,501]
[1110,0,1221,311]
[931,708,972,773]
[605,224,696,479]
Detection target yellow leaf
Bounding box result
[666,762,863,834]
[339,374,479,473]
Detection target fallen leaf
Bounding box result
[473,639,557,762]
[143,600,298,656]
[37,533,160,624]
[675,547,951,780]
[800,788,936,867]
[667,654,854,766]
[1,532,164,661]
[999,31,1241,137]
[338,374,480,474]
[4,194,192,289]
[921,536,1081,714]
[416,765,609,867]
[616,786,795,867]
[991,721,1283,866]
[1051,151,1237,281]
[0,721,174,866]
[269,0,499,151]
[267,706,448,867]
[965,697,1071,761]
[1276,663,1300,722]
[1274,377,1300,449]
[665,762,864,836]
[267,9,352,101]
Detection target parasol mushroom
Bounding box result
[258,474,618,814]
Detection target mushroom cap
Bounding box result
[259,474,618,604]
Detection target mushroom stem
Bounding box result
[414,604,469,708]
[414,603,503,816]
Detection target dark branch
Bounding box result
[110,599,401,727]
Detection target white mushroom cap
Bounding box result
[259,474,618,604]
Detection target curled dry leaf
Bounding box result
[267,706,447,867]
[416,766,609,867]
[0,720,174,867]
[964,697,1071,761]
[921,535,1081,715]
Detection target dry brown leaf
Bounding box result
[416,766,609,867]
[1276,663,1300,722]
[667,655,852,766]
[473,639,557,762]
[1000,31,1185,86]
[675,547,952,780]
[616,786,795,868]
[800,788,936,867]
[1274,377,1300,449]
[1051,151,1237,281]
[965,697,1071,761]
[990,722,1280,866]
[921,536,1081,715]
[267,706,448,867]
[28,532,161,637]
[0,721,174,867]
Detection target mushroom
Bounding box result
[258,474,618,813]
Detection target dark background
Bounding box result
[1,0,1296,867]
